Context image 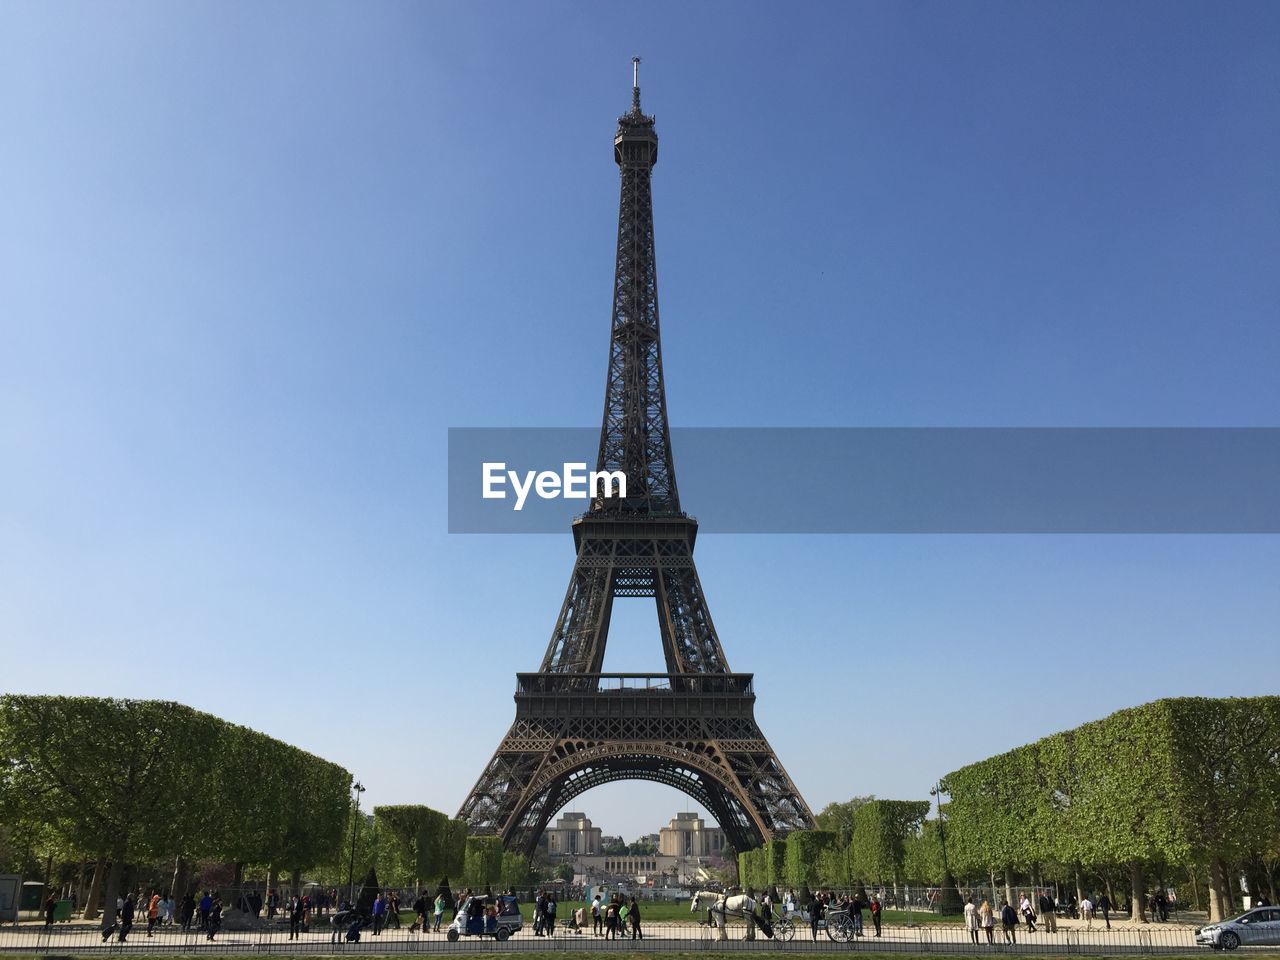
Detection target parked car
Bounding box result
[1196,907,1280,950]
[446,895,522,941]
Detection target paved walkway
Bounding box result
[0,919,1212,955]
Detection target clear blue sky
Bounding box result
[2,1,1278,841]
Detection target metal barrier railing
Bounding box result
[0,917,1207,954]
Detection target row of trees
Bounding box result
[0,696,352,923]
[371,807,544,893]
[738,800,938,896]
[941,696,1280,922]
[738,698,1278,924]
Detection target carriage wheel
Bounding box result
[447,929,459,941]
[827,917,854,943]
[495,927,510,941]
[776,918,795,942]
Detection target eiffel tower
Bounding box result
[458,60,814,855]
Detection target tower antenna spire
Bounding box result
[632,56,642,113]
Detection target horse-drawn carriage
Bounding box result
[691,891,793,941]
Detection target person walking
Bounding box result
[870,894,883,936]
[1000,900,1018,944]
[979,899,995,944]
[809,895,823,941]
[545,893,557,936]
[118,893,136,943]
[289,896,304,940]
[1079,895,1094,931]
[628,897,642,940]
[207,896,222,942]
[43,894,57,931]
[1038,890,1057,933]
[198,891,212,931]
[180,893,195,931]
[433,893,446,932]
[964,897,980,944]
[1097,893,1112,930]
[605,898,619,940]
[147,891,161,936]
[1019,893,1036,933]
[591,894,602,936]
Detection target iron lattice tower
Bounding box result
[458,61,814,855]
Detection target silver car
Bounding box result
[1196,907,1280,950]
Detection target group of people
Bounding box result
[99,890,223,942]
[963,896,1024,944]
[579,891,643,939]
[409,891,452,932]
[798,890,884,940]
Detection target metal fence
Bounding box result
[0,919,1209,954]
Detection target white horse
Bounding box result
[691,891,773,941]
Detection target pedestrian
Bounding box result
[290,896,304,940]
[979,899,995,943]
[628,897,642,940]
[533,891,545,936]
[147,891,161,936]
[1038,890,1057,933]
[180,893,195,931]
[871,894,882,936]
[1079,895,1094,930]
[809,895,823,941]
[546,893,557,935]
[605,898,619,940]
[964,897,979,944]
[386,892,400,929]
[1096,893,1111,930]
[1019,893,1036,933]
[1000,900,1018,944]
[161,892,174,925]
[591,894,602,936]
[119,893,136,943]
[434,892,446,932]
[371,893,386,935]
[199,890,212,931]
[44,894,57,930]
[207,896,222,941]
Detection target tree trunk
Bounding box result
[1186,866,1201,912]
[82,857,106,921]
[1228,861,1243,910]
[1130,860,1147,923]
[100,860,124,932]
[1266,861,1278,906]
[1004,864,1014,908]
[74,860,90,912]
[1074,863,1085,905]
[1208,860,1230,923]
[171,856,191,901]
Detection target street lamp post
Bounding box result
[347,781,366,907]
[930,781,957,914]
